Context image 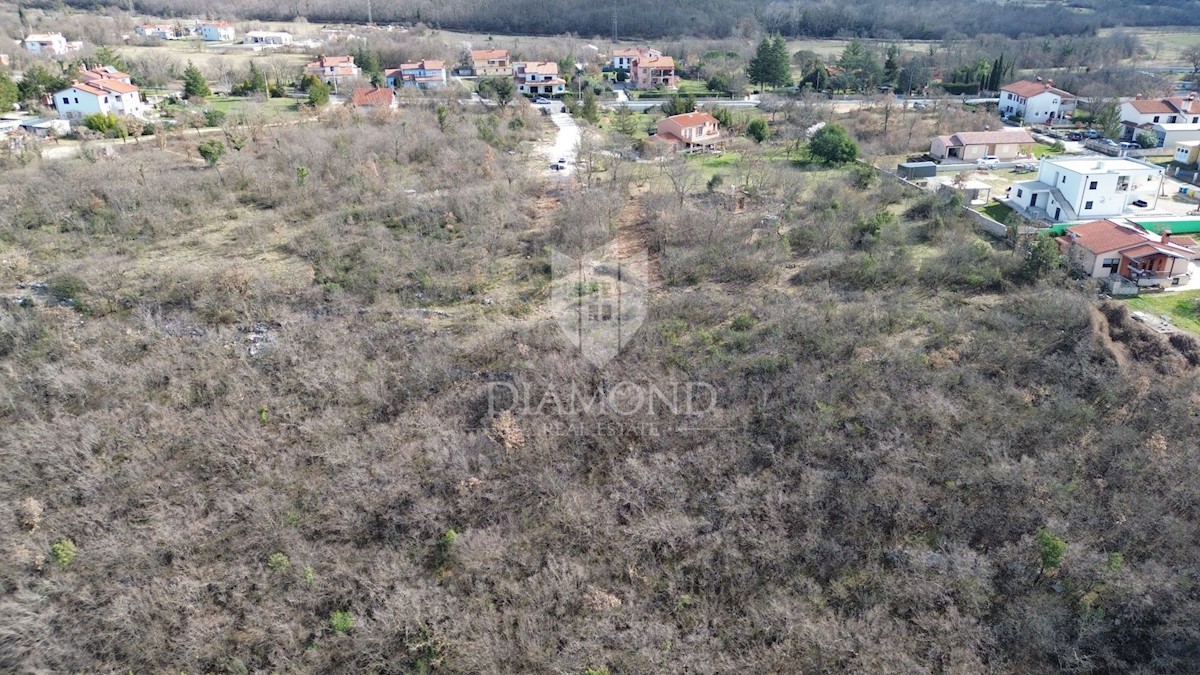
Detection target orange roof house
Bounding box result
[652,111,723,151]
[350,86,397,110]
[471,49,510,77]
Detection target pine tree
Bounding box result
[247,62,268,95]
[182,61,211,99]
[613,104,636,136]
[0,71,17,113]
[770,37,793,88]
[747,38,773,89]
[883,46,901,87]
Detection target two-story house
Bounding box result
[630,54,676,90]
[653,111,723,151]
[1009,156,1164,223]
[1119,94,1200,142]
[999,79,1075,124]
[54,78,145,120]
[306,55,361,84]
[513,62,566,97]
[200,22,236,41]
[80,65,133,85]
[24,33,79,56]
[471,49,510,77]
[611,47,660,71]
[386,60,447,89]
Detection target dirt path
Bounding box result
[613,191,664,290]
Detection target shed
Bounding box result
[898,161,937,179]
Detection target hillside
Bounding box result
[3,97,1200,672]
[40,0,1200,40]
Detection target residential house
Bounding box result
[200,22,236,41]
[1175,140,1200,166]
[306,55,361,84]
[1119,94,1200,141]
[24,33,79,56]
[630,54,676,90]
[611,47,660,71]
[652,111,723,151]
[54,78,145,120]
[386,60,447,89]
[514,62,566,97]
[243,31,292,46]
[80,65,133,85]
[928,129,1035,162]
[1056,219,1195,288]
[470,49,510,77]
[135,24,177,40]
[350,86,397,112]
[1148,123,1200,149]
[999,79,1075,123]
[1009,156,1164,223]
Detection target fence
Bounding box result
[1082,140,1174,158]
[866,161,1011,240]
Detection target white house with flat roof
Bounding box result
[24,33,80,56]
[243,31,292,46]
[1008,157,1164,223]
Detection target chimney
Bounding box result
[1162,230,1171,245]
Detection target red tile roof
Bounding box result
[471,49,508,61]
[1127,99,1177,114]
[636,55,674,69]
[1002,80,1072,99]
[517,61,559,75]
[351,87,394,107]
[666,111,718,126]
[1063,219,1152,255]
[941,129,1034,146]
[1127,96,1200,116]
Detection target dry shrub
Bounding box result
[17,497,43,533]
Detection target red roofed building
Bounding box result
[1000,79,1075,124]
[53,77,146,120]
[1120,94,1200,140]
[80,65,133,85]
[631,53,676,90]
[611,47,660,71]
[306,55,361,84]
[470,49,510,77]
[929,129,1035,162]
[350,86,397,111]
[653,111,723,151]
[1056,219,1195,287]
[514,62,566,97]
[386,60,447,90]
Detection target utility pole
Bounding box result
[367,0,373,24]
[611,6,617,44]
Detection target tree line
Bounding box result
[49,0,1200,40]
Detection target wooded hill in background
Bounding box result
[36,0,1200,40]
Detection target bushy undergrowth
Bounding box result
[1,106,1199,674]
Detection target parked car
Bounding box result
[912,101,928,109]
[1067,131,1083,141]
[1119,141,1139,149]
[549,162,562,171]
[1084,129,1102,139]
[1101,139,1119,147]
[1132,199,1149,207]
[976,155,1000,167]
[534,96,552,104]
[557,157,567,165]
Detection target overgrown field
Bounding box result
[3,101,1200,673]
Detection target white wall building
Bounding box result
[200,23,236,41]
[54,79,146,121]
[243,31,292,46]
[1009,157,1164,223]
[999,80,1075,124]
[24,33,79,56]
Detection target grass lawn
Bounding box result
[977,200,1015,222]
[1124,290,1200,334]
[1030,142,1065,158]
[597,110,659,139]
[675,79,720,97]
[205,96,300,117]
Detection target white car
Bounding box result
[534,97,552,104]
[976,155,1000,167]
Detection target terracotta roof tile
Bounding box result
[1002,80,1072,99]
[351,87,394,107]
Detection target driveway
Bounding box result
[540,110,579,177]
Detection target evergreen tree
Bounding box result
[746,117,769,142]
[883,45,901,87]
[747,38,773,89]
[581,89,600,124]
[17,64,65,102]
[307,80,330,107]
[838,40,883,92]
[182,61,211,99]
[769,37,792,87]
[247,62,268,95]
[808,124,858,164]
[0,71,17,113]
[613,104,636,136]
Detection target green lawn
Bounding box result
[1124,290,1200,334]
[205,96,300,117]
[675,79,721,97]
[1030,142,1065,158]
[977,200,1015,223]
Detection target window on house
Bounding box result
[1016,189,1023,198]
[74,98,78,104]
[62,97,68,105]
[1153,116,1160,122]
[1089,181,1098,189]
[1102,257,1120,272]
[1061,176,1066,183]
[1085,201,1094,209]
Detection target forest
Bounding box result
[3,70,1200,671]
[30,0,1200,40]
